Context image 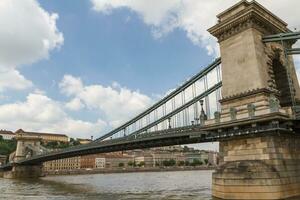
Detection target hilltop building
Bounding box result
[0,130,15,140]
[15,129,68,143]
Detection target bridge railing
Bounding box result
[95,58,222,142]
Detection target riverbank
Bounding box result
[44,166,216,176]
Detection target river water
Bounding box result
[0,170,213,200]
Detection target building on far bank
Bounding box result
[134,154,153,167]
[0,130,15,140]
[152,145,183,152]
[43,156,80,171]
[77,138,92,144]
[80,152,133,169]
[0,155,7,166]
[15,129,68,143]
[42,146,220,172]
[105,153,133,168]
[184,151,209,164]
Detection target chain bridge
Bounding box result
[1,1,300,199]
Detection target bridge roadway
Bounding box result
[1,113,295,170]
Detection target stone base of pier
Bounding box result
[212,134,300,200]
[3,165,43,179]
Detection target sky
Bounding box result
[0,0,300,151]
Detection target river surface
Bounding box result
[0,170,213,200]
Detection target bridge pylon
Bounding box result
[208,1,300,199]
[3,130,43,178]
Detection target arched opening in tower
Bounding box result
[272,58,293,107]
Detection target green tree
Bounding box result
[128,161,135,167]
[178,161,185,166]
[162,159,176,167]
[138,161,145,167]
[191,159,202,166]
[0,135,3,141]
[118,163,124,167]
[0,139,17,156]
[204,159,209,165]
[69,138,80,146]
[184,160,190,166]
[169,159,176,166]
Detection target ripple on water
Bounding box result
[0,170,213,200]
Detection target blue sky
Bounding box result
[0,0,300,151]
[26,0,212,97]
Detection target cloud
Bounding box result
[65,98,85,111]
[59,75,84,96]
[0,0,63,91]
[91,0,300,56]
[60,75,153,127]
[0,68,33,91]
[0,92,106,138]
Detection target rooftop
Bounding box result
[15,129,68,137]
[0,130,15,135]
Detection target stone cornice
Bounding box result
[220,88,279,104]
[208,1,289,42]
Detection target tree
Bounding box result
[44,141,59,149]
[204,159,209,165]
[178,161,185,166]
[70,138,80,146]
[138,161,145,167]
[169,159,176,166]
[0,135,3,141]
[118,163,124,167]
[162,159,176,167]
[128,161,135,167]
[0,139,17,156]
[191,159,202,166]
[184,161,190,166]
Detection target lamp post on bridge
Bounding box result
[199,100,207,125]
[168,117,171,129]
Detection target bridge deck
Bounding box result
[1,113,296,171]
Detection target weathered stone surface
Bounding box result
[212,134,300,199]
[3,165,43,179]
[208,1,300,199]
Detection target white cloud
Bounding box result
[0,0,63,91]
[0,92,106,138]
[65,98,85,111]
[59,75,83,96]
[0,68,33,91]
[91,0,300,56]
[60,75,153,127]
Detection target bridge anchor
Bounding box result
[2,164,43,179]
[212,133,300,199]
[208,1,300,199]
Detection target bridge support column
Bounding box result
[212,134,300,200]
[3,164,43,179]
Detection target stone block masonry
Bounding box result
[212,134,300,199]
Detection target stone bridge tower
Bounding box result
[4,130,43,178]
[208,1,300,199]
[14,130,42,161]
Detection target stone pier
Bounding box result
[208,1,300,199]
[3,164,43,179]
[213,134,300,199]
[1,131,43,179]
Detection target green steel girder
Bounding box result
[287,48,300,55]
[95,58,221,142]
[262,32,300,43]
